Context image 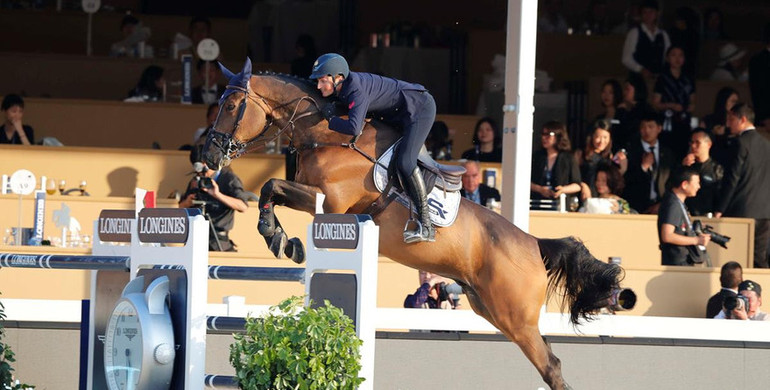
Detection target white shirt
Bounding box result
[622,24,671,73]
[641,140,660,200]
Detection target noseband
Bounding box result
[209,84,319,164]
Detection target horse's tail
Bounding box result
[537,236,623,326]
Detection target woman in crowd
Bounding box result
[580,162,633,214]
[576,120,627,200]
[615,74,652,151]
[1,94,34,145]
[530,121,581,201]
[461,117,502,162]
[592,79,625,150]
[127,65,165,102]
[652,45,695,158]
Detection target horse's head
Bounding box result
[203,58,270,169]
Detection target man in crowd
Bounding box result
[681,129,723,216]
[460,160,500,209]
[715,104,770,268]
[621,0,670,80]
[714,280,770,320]
[624,113,674,214]
[706,261,742,318]
[657,169,710,266]
[179,147,251,251]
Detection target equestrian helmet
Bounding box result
[310,53,349,80]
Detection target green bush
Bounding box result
[230,296,364,390]
[0,294,34,390]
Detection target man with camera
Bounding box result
[179,148,251,251]
[714,280,770,320]
[657,169,711,266]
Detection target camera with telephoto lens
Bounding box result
[604,288,637,312]
[195,176,214,190]
[723,294,750,318]
[692,220,731,249]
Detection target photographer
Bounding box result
[714,280,770,320]
[657,169,711,266]
[403,271,460,310]
[179,148,250,251]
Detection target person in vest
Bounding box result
[310,53,437,243]
[621,0,670,80]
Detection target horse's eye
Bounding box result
[226,103,236,111]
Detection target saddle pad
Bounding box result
[373,144,461,227]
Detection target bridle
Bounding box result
[208,84,320,163]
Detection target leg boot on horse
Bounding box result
[402,167,435,243]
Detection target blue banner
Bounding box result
[31,190,45,245]
[181,54,193,104]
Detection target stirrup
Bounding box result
[403,218,435,244]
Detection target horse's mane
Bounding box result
[252,71,324,100]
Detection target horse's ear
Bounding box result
[219,62,235,80]
[241,57,252,77]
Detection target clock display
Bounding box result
[104,300,143,390]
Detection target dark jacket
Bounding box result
[530,149,581,200]
[623,140,674,213]
[460,184,501,207]
[329,72,428,136]
[717,129,770,219]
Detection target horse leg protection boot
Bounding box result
[403,167,435,243]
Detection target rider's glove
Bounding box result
[321,102,337,121]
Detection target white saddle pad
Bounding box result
[372,143,461,227]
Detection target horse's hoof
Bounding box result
[285,238,305,264]
[258,218,275,237]
[267,230,287,258]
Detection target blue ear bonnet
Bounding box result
[219,58,252,100]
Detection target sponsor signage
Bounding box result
[138,208,189,243]
[32,191,46,245]
[312,214,363,249]
[98,210,135,243]
[181,54,193,104]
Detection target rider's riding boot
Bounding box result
[403,167,435,243]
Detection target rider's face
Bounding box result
[316,75,337,97]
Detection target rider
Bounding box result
[310,53,436,243]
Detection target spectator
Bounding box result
[711,43,748,82]
[403,270,459,310]
[126,65,165,102]
[652,46,695,159]
[621,0,670,80]
[668,7,700,78]
[681,129,723,217]
[178,146,250,251]
[426,121,452,160]
[699,87,739,167]
[706,261,742,319]
[192,102,219,144]
[592,79,624,151]
[615,75,653,150]
[192,60,224,105]
[657,168,710,266]
[576,120,627,200]
[537,0,569,34]
[623,113,674,214]
[109,13,153,58]
[715,104,770,268]
[171,16,213,59]
[461,117,502,162]
[748,23,770,129]
[290,34,317,79]
[579,0,612,36]
[714,280,770,320]
[460,160,500,208]
[702,8,727,41]
[1,94,33,145]
[530,121,581,201]
[580,162,632,214]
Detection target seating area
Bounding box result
[2,2,770,324]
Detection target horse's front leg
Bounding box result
[258,178,321,264]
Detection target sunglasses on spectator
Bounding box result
[542,131,556,137]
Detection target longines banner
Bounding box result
[137,208,189,243]
[312,214,361,249]
[97,210,135,243]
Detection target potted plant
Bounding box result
[0,294,34,390]
[230,296,364,390]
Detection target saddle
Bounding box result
[372,139,464,227]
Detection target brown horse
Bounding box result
[204,60,625,390]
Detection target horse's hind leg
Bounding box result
[258,178,321,263]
